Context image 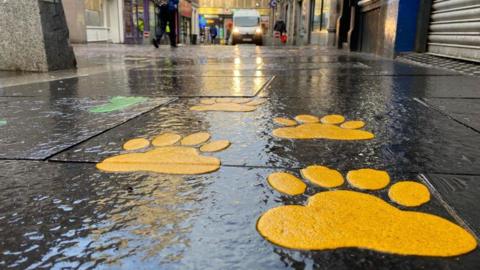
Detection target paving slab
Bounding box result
[0,71,272,98]
[51,97,480,175]
[424,98,480,131]
[0,161,478,269]
[0,96,172,159]
[129,53,458,77]
[425,173,480,237]
[265,75,480,99]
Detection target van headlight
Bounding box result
[233,27,240,34]
[255,27,262,34]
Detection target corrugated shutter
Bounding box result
[428,0,480,62]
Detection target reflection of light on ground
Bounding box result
[254,77,264,89]
[234,70,241,77]
[88,175,198,264]
[256,57,263,65]
[233,76,241,93]
[255,70,263,77]
[234,58,241,65]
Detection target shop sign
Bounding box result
[179,0,192,18]
[198,7,233,15]
[257,9,271,16]
[229,8,270,16]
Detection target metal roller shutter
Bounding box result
[428,0,480,62]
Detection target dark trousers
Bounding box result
[156,5,176,46]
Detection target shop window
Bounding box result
[132,0,145,34]
[312,0,330,32]
[85,0,104,26]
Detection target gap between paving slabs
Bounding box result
[47,73,274,164]
[19,97,178,161]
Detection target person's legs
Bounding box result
[153,5,168,47]
[167,10,177,47]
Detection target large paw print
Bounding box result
[257,166,477,256]
[190,98,266,112]
[96,132,230,175]
[273,114,374,140]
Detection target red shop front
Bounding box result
[178,0,192,44]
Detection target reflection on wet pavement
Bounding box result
[1,44,480,269]
[190,98,267,112]
[0,161,203,268]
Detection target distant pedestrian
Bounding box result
[210,25,218,44]
[274,20,287,44]
[152,0,178,48]
[274,20,286,35]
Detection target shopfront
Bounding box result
[179,0,193,44]
[123,0,156,44]
[198,8,270,44]
[198,8,232,44]
[85,0,123,43]
[309,0,331,45]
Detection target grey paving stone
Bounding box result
[0,96,172,159]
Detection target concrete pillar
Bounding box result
[0,0,76,72]
[287,0,295,45]
[327,0,338,46]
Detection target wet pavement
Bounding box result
[0,44,480,269]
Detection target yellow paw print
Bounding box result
[190,98,267,112]
[273,114,374,140]
[96,132,230,175]
[257,166,477,256]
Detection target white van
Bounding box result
[230,9,263,46]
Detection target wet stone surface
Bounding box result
[0,71,271,98]
[53,97,480,175]
[0,44,479,269]
[264,74,480,99]
[0,161,479,270]
[425,173,480,237]
[424,98,480,131]
[0,96,172,159]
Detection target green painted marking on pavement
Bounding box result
[0,119,6,126]
[89,96,148,113]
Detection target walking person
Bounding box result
[209,25,218,45]
[274,20,287,44]
[152,0,178,48]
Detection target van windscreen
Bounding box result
[234,17,259,27]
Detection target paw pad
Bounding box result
[273,114,374,140]
[190,98,267,112]
[96,132,230,175]
[258,165,477,256]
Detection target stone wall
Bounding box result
[0,0,76,72]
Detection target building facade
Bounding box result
[63,0,124,43]
[331,0,480,61]
[85,0,123,43]
[64,0,199,45]
[198,0,271,44]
